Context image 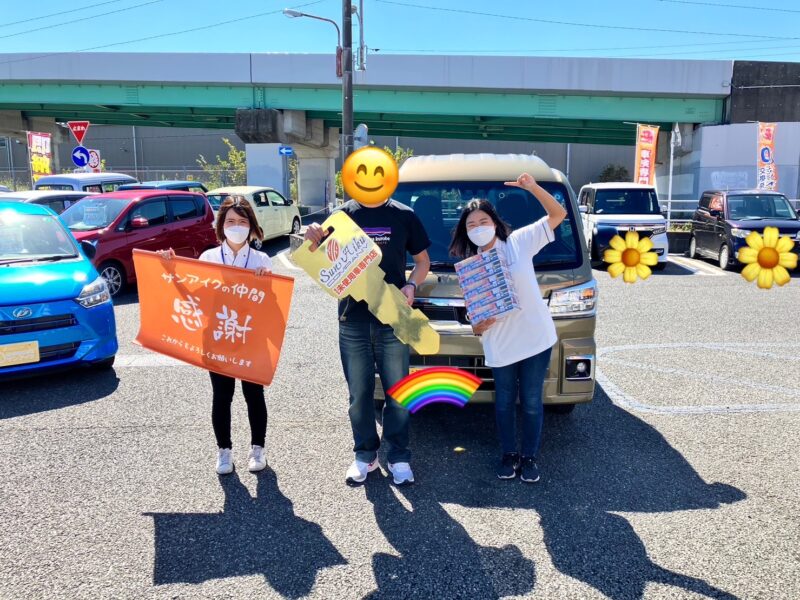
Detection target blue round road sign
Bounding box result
[72,145,90,167]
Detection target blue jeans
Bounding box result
[339,320,411,464]
[492,346,553,458]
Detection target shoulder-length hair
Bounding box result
[448,199,511,259]
[214,195,265,244]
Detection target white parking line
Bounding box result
[114,354,188,367]
[668,256,728,276]
[275,249,301,271]
[596,342,800,415]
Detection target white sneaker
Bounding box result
[248,445,267,472]
[216,448,234,475]
[345,459,379,485]
[388,462,414,486]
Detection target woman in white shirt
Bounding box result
[449,173,567,483]
[159,195,273,476]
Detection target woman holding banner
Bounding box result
[159,196,272,475]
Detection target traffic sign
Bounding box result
[67,121,90,145]
[71,145,90,168]
[88,149,101,170]
[278,145,294,157]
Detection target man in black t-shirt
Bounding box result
[305,199,431,486]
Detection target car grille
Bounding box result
[0,314,77,336]
[409,354,495,390]
[416,304,470,324]
[616,227,653,238]
[39,342,81,363]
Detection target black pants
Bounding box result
[209,371,267,449]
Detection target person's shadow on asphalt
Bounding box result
[145,468,346,598]
[376,385,745,600]
[364,473,535,600]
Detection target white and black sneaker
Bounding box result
[388,462,414,486]
[497,453,520,480]
[345,459,379,485]
[520,456,541,483]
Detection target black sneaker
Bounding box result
[497,453,520,479]
[520,456,540,483]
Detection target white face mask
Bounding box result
[224,225,250,245]
[467,225,496,248]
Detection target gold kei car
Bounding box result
[378,153,597,413]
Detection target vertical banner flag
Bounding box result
[26,132,52,185]
[757,122,778,191]
[634,124,660,186]
[132,250,294,386]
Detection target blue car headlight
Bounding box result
[75,276,111,308]
[652,226,666,236]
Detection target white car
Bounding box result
[578,182,668,269]
[206,186,302,241]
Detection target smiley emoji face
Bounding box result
[341,147,399,206]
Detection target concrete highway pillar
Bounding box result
[245,143,287,196]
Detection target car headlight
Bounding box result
[651,226,666,236]
[75,276,111,308]
[731,228,751,238]
[548,279,597,318]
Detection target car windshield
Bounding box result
[393,181,582,270]
[61,198,131,231]
[35,184,73,191]
[0,210,78,263]
[593,188,661,215]
[206,194,226,209]
[727,194,797,220]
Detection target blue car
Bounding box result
[0,202,117,379]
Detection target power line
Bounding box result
[0,0,163,41]
[657,0,800,14]
[0,1,322,67]
[0,0,129,29]
[375,0,800,41]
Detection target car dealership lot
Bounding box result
[1,248,799,600]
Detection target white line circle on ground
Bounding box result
[596,342,800,415]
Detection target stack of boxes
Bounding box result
[455,248,520,324]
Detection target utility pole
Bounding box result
[342,0,354,168]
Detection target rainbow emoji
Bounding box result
[387,367,483,413]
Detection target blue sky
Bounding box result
[1,0,800,61]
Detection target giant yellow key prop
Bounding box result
[292,211,440,355]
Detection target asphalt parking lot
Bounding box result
[2,247,799,600]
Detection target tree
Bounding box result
[597,164,631,183]
[197,138,246,189]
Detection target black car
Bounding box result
[689,189,800,270]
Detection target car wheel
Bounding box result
[92,356,116,370]
[99,262,125,297]
[547,403,575,415]
[718,245,731,271]
[688,235,697,259]
[291,218,301,235]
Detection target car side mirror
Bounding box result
[131,216,149,228]
[579,205,588,214]
[80,240,96,260]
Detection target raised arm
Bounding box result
[505,172,567,231]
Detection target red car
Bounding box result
[60,190,217,296]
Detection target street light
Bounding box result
[284,3,356,199]
[282,8,342,78]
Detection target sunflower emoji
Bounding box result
[737,226,797,289]
[603,231,659,284]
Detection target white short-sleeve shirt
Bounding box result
[479,216,557,368]
[198,241,273,271]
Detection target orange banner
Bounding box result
[634,124,659,186]
[132,249,294,385]
[757,122,778,191]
